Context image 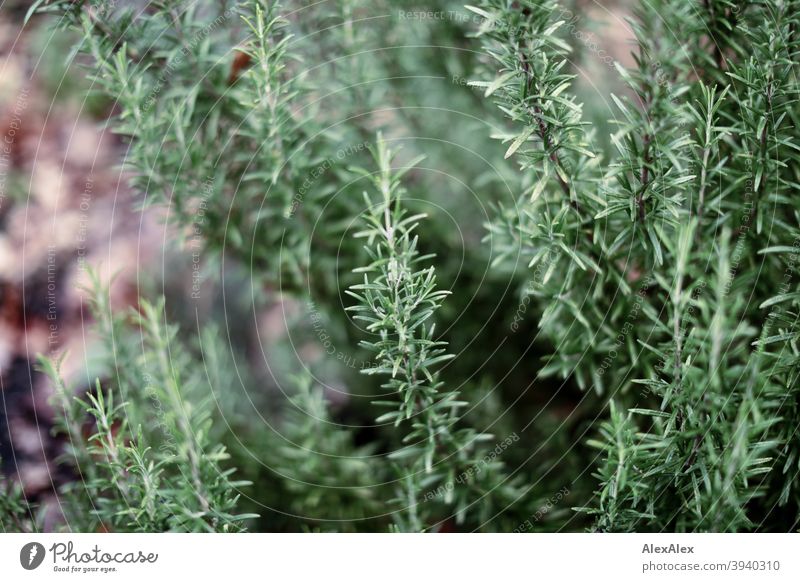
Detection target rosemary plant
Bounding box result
[34,272,255,532]
[5,0,797,533]
[470,0,800,531]
[347,136,516,531]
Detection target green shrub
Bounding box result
[4,0,797,532]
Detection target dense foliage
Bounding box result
[2,0,798,532]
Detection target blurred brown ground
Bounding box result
[0,9,162,518]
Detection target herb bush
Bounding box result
[2,0,799,532]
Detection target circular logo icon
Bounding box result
[20,542,46,570]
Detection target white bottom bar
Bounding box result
[1,533,797,580]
